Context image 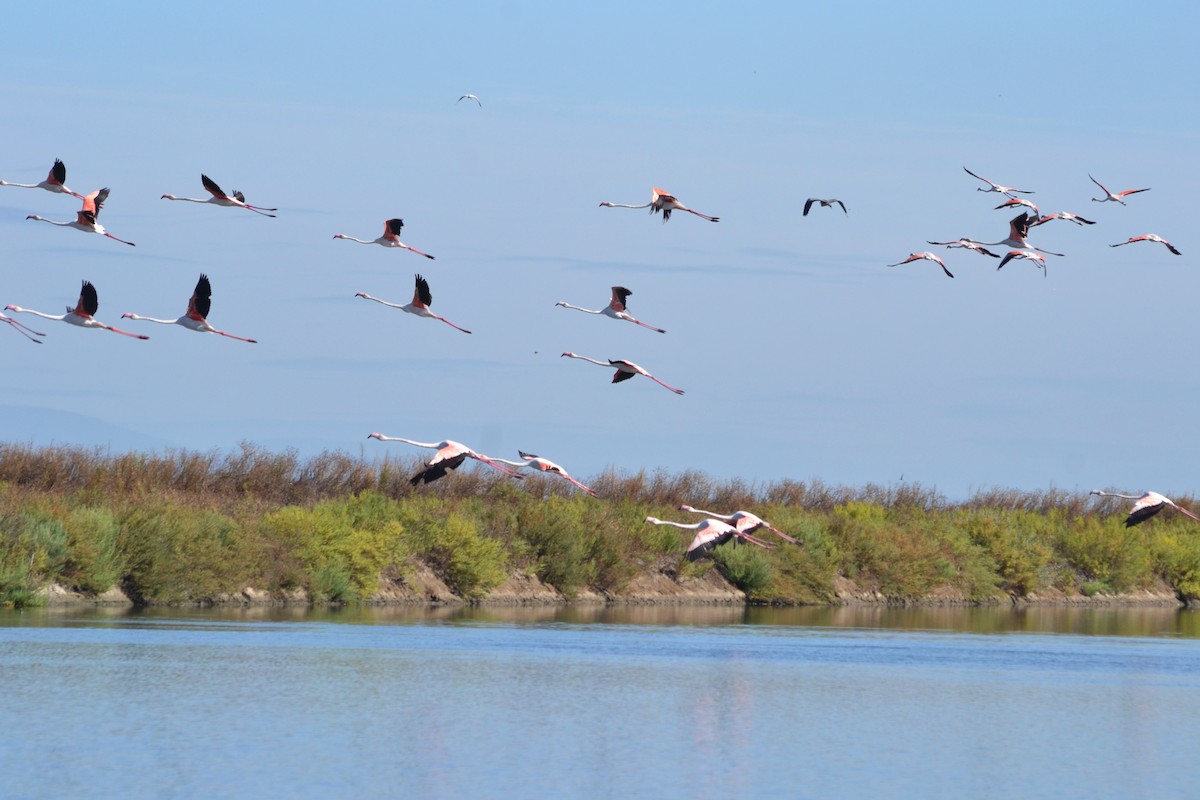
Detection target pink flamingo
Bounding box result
[644,516,773,561]
[0,309,46,343]
[678,504,799,544]
[121,274,258,342]
[560,352,685,395]
[887,252,953,278]
[963,212,1063,257]
[997,249,1047,277]
[1110,234,1181,256]
[355,274,471,333]
[161,174,277,217]
[926,239,1002,258]
[963,167,1034,198]
[367,434,523,485]
[1090,490,1200,528]
[599,187,719,222]
[489,451,598,496]
[333,218,435,259]
[555,286,666,333]
[0,158,83,198]
[26,188,135,246]
[1090,175,1150,205]
[5,280,148,339]
[994,197,1039,216]
[1032,211,1096,227]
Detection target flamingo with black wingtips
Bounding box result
[489,451,598,496]
[1090,490,1200,527]
[1032,212,1096,227]
[926,239,1002,258]
[887,252,954,278]
[560,352,685,395]
[962,212,1064,257]
[555,286,666,333]
[997,249,1047,277]
[355,274,471,333]
[1090,175,1150,205]
[678,504,800,544]
[644,516,773,561]
[994,197,1039,216]
[161,174,277,217]
[5,280,148,339]
[25,188,135,246]
[0,158,83,199]
[600,187,719,222]
[121,274,258,342]
[333,218,436,258]
[963,167,1034,198]
[366,434,524,485]
[1110,234,1181,256]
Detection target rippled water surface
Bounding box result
[2,605,1198,799]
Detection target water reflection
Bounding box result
[7,602,1199,637]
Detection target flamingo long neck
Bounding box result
[162,195,210,203]
[1092,491,1142,500]
[375,436,440,448]
[1,181,40,189]
[556,302,602,315]
[645,517,703,530]
[604,202,652,209]
[356,293,406,309]
[334,235,377,244]
[681,506,734,522]
[122,314,180,325]
[566,354,610,368]
[27,216,71,227]
[8,307,65,322]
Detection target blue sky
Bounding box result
[1,2,1197,499]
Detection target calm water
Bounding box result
[2,605,1198,800]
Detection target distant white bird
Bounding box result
[490,451,598,496]
[600,187,719,222]
[457,94,482,107]
[26,188,136,246]
[560,352,685,395]
[963,167,1034,198]
[1032,211,1096,227]
[6,280,148,339]
[1089,174,1150,205]
[996,249,1047,277]
[803,198,846,216]
[333,218,435,259]
[926,239,1002,258]
[555,286,666,333]
[994,197,1039,216]
[367,434,523,485]
[887,252,953,278]
[1090,490,1200,528]
[355,274,472,333]
[644,516,773,561]
[121,274,258,343]
[0,158,83,198]
[678,504,800,543]
[161,174,277,217]
[1110,234,1181,256]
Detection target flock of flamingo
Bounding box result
[2,142,1193,562]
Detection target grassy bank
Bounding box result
[1,443,1198,607]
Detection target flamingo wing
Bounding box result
[189,274,213,320]
[410,452,468,485]
[612,369,636,384]
[610,286,631,311]
[76,280,99,316]
[803,198,815,216]
[386,218,405,238]
[49,159,67,186]
[201,174,227,199]
[1125,497,1166,527]
[414,274,433,307]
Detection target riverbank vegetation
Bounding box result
[1,443,1198,607]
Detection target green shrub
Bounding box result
[64,507,125,593]
[710,541,773,595]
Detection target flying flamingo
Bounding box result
[26,188,135,246]
[457,94,482,106]
[803,198,846,216]
[366,434,523,485]
[554,286,666,333]
[488,451,598,496]
[678,504,800,544]
[963,212,1064,257]
[1110,234,1181,256]
[333,218,435,258]
[355,274,471,333]
[887,252,953,278]
[0,309,46,344]
[120,274,258,343]
[5,280,148,339]
[599,187,719,222]
[997,249,1047,277]
[1089,490,1200,528]
[963,167,1034,198]
[560,352,685,395]
[926,239,1002,258]
[1090,175,1150,205]
[1032,211,1096,227]
[0,158,83,198]
[994,197,1039,216]
[161,174,278,217]
[644,516,773,562]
